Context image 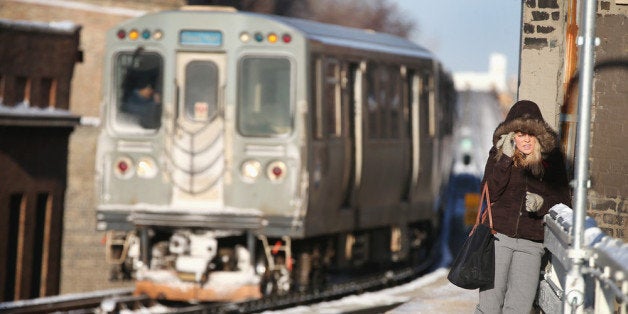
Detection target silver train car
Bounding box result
[95,6,455,302]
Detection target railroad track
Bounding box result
[0,249,437,313]
[0,287,137,313]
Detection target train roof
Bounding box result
[150,7,434,60]
[266,15,434,60]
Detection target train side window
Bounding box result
[389,66,402,138]
[427,75,436,137]
[378,65,390,139]
[115,51,163,132]
[0,75,4,104]
[237,56,292,137]
[313,58,323,139]
[366,62,380,138]
[184,61,218,122]
[324,59,341,137]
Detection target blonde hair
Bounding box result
[513,136,544,177]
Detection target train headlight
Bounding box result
[136,157,158,179]
[114,156,134,179]
[239,32,251,43]
[241,160,262,182]
[266,161,287,182]
[153,30,164,40]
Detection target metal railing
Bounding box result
[539,204,628,313]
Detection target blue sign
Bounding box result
[179,30,222,46]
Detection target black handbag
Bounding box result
[447,182,495,290]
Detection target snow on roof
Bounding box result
[0,102,76,118]
[0,18,80,34]
[9,0,146,17]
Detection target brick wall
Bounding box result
[0,0,182,294]
[587,2,628,240]
[518,0,567,129]
[520,0,628,241]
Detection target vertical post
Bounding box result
[564,0,597,313]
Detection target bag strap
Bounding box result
[473,182,494,230]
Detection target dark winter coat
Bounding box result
[481,100,572,241]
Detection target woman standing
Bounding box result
[476,100,571,313]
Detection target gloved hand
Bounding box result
[496,132,516,158]
[526,192,544,212]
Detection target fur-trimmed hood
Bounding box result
[492,100,559,154]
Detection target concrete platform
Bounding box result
[386,268,478,313]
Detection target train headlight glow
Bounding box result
[136,157,158,179]
[266,161,287,182]
[114,156,134,179]
[239,32,251,43]
[241,160,262,181]
[153,30,163,40]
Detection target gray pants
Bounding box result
[475,233,545,314]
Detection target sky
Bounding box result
[395,0,522,78]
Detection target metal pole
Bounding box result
[564,0,597,312]
[573,0,596,253]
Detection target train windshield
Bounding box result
[237,57,292,137]
[113,50,163,132]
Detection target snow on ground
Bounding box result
[262,268,478,314]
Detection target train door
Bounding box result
[168,53,226,202]
[406,72,421,199]
[350,63,365,203]
[341,62,359,207]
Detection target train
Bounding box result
[94,5,456,302]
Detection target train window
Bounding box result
[0,75,4,103]
[313,58,323,139]
[427,75,436,137]
[115,51,163,132]
[237,57,292,137]
[389,67,402,138]
[379,66,390,138]
[184,61,218,122]
[366,63,380,138]
[324,59,341,137]
[366,63,402,139]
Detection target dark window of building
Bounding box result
[4,194,24,301]
[15,77,28,105]
[39,78,54,108]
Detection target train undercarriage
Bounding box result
[104,221,436,303]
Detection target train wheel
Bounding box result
[260,267,291,296]
[294,252,312,292]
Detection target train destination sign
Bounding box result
[179,30,222,46]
